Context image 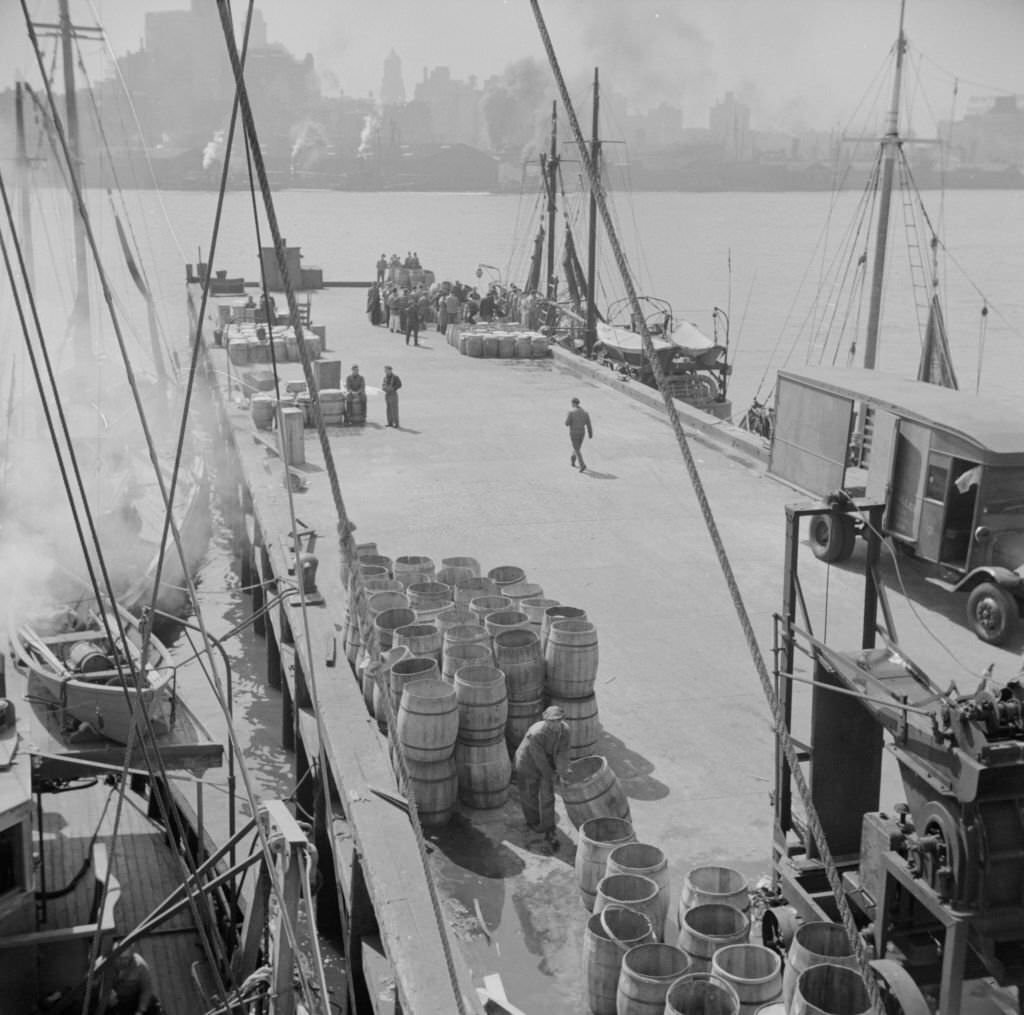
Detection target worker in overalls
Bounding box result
[513,705,571,849]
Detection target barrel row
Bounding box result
[446,322,551,359]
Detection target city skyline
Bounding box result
[3,0,1024,134]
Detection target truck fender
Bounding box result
[952,567,1023,595]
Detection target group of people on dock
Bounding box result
[376,251,421,281]
[343,363,403,428]
[365,276,524,343]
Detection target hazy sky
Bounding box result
[5,0,1024,131]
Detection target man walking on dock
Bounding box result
[565,397,593,472]
[382,365,402,428]
[514,705,571,850]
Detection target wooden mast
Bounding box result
[863,0,907,371]
[584,68,600,357]
[544,101,559,303]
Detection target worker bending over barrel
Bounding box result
[514,705,571,849]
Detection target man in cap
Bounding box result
[565,397,593,472]
[513,704,571,849]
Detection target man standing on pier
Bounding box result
[514,705,571,850]
[565,397,593,472]
[382,365,402,428]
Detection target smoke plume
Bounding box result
[202,130,226,171]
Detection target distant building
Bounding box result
[413,67,485,147]
[945,95,1024,167]
[380,50,406,106]
[709,92,752,162]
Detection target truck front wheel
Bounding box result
[967,582,1019,645]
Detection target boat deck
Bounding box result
[194,283,1023,1014]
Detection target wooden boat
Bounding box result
[10,586,175,745]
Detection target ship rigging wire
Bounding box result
[529,0,889,1009]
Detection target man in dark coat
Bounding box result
[565,397,594,472]
[382,365,402,427]
[513,705,571,849]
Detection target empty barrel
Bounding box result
[616,942,691,1015]
[781,922,859,1011]
[547,693,600,759]
[453,665,508,744]
[560,755,630,828]
[374,607,416,651]
[403,756,458,828]
[594,874,661,938]
[606,843,670,941]
[575,816,636,911]
[791,963,871,1015]
[487,564,526,588]
[484,610,532,643]
[679,865,750,920]
[545,619,599,698]
[582,906,654,1015]
[393,555,435,588]
[389,656,440,711]
[504,697,543,754]
[711,943,783,1012]
[454,738,511,809]
[677,903,750,973]
[454,576,498,605]
[492,629,544,701]
[396,678,459,764]
[470,595,512,623]
[393,622,442,663]
[540,605,587,656]
[664,972,740,1015]
[520,597,560,635]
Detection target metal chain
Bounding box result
[528,3,884,1011]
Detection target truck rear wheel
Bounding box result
[967,582,1018,645]
[809,514,856,563]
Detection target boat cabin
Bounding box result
[769,366,1024,643]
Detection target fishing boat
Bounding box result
[496,79,733,417]
[10,582,175,745]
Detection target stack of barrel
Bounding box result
[541,604,600,760]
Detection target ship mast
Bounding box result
[544,101,559,303]
[584,68,600,356]
[863,0,907,371]
[58,0,92,366]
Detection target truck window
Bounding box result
[925,462,948,501]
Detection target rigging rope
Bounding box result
[529,2,884,1010]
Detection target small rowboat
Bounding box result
[10,588,176,745]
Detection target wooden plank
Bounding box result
[360,935,397,1015]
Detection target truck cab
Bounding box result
[769,366,1024,643]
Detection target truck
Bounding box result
[769,365,1024,644]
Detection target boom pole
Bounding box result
[584,68,599,357]
[544,101,558,302]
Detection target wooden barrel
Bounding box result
[520,597,560,634]
[540,605,587,656]
[454,738,511,809]
[435,606,475,633]
[251,394,276,430]
[677,904,750,973]
[492,629,544,701]
[791,963,871,1015]
[545,619,599,698]
[358,564,390,584]
[397,678,459,763]
[364,577,403,593]
[548,693,600,758]
[373,647,412,729]
[359,554,392,575]
[616,942,691,1015]
[442,624,492,680]
[575,816,636,911]
[487,564,526,588]
[497,334,515,358]
[514,334,533,359]
[606,843,671,941]
[501,581,544,608]
[454,576,498,605]
[442,642,492,683]
[594,874,661,937]
[582,906,655,1015]
[531,336,550,358]
[679,866,750,921]
[368,591,409,617]
[483,610,531,642]
[711,944,783,1012]
[453,665,507,744]
[393,555,435,588]
[504,697,543,754]
[437,556,480,586]
[482,335,499,358]
[561,755,630,828]
[393,623,443,663]
[407,581,452,613]
[374,607,416,651]
[469,595,511,623]
[465,334,483,358]
[781,922,859,1011]
[404,756,458,828]
[356,542,380,558]
[389,656,440,711]
[664,973,741,1015]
